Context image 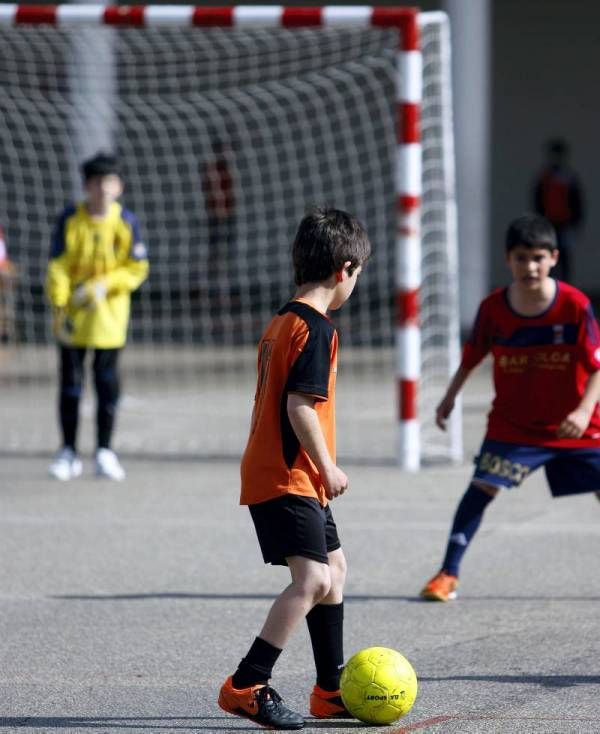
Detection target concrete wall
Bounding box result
[491,0,600,296]
[441,0,491,325]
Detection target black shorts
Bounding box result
[249,494,341,566]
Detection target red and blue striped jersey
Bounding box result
[462,282,600,447]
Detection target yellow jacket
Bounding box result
[46,201,149,348]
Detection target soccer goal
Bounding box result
[0,5,461,469]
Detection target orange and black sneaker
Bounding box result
[309,685,351,719]
[420,570,458,602]
[218,675,304,730]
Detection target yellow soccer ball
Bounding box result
[340,646,418,725]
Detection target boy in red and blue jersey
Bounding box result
[421,213,600,602]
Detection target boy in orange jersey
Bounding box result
[218,208,371,729]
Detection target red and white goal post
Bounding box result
[0,6,462,469]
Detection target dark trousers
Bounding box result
[551,226,575,283]
[58,346,121,451]
[207,215,236,265]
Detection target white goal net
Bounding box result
[0,9,460,466]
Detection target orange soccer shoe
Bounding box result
[218,676,304,730]
[309,684,351,718]
[420,570,459,602]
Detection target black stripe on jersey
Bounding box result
[281,398,301,471]
[493,323,578,347]
[282,301,334,399]
[279,301,335,470]
[585,303,600,346]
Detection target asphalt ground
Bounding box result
[1,370,600,734]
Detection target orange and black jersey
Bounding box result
[240,300,338,507]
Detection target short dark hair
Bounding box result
[505,213,557,252]
[545,137,568,156]
[81,152,120,181]
[292,207,371,286]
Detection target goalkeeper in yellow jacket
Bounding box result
[46,152,149,481]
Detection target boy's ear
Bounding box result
[335,260,353,282]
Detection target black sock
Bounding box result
[442,483,494,576]
[232,637,282,689]
[306,602,344,691]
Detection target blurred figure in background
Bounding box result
[201,139,236,273]
[0,225,9,269]
[0,224,18,344]
[532,138,585,283]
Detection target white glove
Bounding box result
[70,280,107,309]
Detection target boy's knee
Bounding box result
[316,577,333,604]
[309,566,332,603]
[94,365,118,388]
[328,551,347,589]
[472,480,499,498]
[94,369,120,404]
[61,383,82,398]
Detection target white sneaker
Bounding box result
[95,448,125,481]
[49,447,82,481]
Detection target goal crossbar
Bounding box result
[0,5,461,470]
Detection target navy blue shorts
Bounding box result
[473,439,600,497]
[249,494,341,566]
